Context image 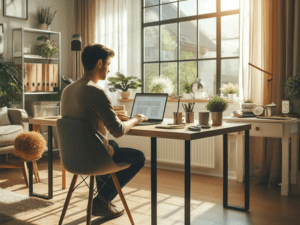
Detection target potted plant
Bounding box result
[206,95,228,126]
[182,82,193,99]
[36,36,59,58]
[222,83,239,100]
[36,7,57,30]
[0,60,22,107]
[148,76,174,94]
[108,72,142,99]
[284,73,300,111]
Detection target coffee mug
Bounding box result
[199,111,210,125]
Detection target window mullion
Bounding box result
[216,0,221,96]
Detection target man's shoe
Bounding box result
[91,197,124,218]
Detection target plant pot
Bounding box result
[211,112,223,126]
[38,23,48,30]
[228,93,236,100]
[183,93,193,99]
[120,91,130,99]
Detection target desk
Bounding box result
[28,117,66,199]
[224,117,300,196]
[127,119,251,225]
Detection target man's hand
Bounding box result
[134,114,148,123]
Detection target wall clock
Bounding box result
[3,0,28,20]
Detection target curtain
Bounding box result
[249,0,300,185]
[94,0,127,96]
[73,0,96,81]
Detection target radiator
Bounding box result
[111,136,215,168]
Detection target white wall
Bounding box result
[0,0,75,79]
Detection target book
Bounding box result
[233,110,256,118]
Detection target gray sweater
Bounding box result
[61,78,125,156]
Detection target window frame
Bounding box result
[142,0,240,96]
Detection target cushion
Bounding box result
[0,125,23,147]
[0,107,11,126]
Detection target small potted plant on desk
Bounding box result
[206,95,228,126]
[108,72,142,99]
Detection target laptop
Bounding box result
[130,93,168,126]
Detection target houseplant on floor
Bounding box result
[0,59,22,107]
[108,72,142,99]
[206,95,228,126]
[36,7,57,30]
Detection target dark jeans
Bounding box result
[95,140,145,202]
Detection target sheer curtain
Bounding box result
[94,0,127,102]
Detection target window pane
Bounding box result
[221,59,239,96]
[221,14,239,57]
[144,0,159,7]
[180,0,197,17]
[144,26,159,62]
[161,23,177,61]
[161,62,177,94]
[198,18,216,58]
[221,0,239,11]
[198,60,216,98]
[198,0,216,15]
[145,63,159,93]
[179,61,197,95]
[161,3,178,20]
[162,0,177,3]
[144,6,159,23]
[180,20,197,60]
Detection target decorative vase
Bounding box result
[228,93,236,100]
[211,112,223,126]
[183,93,193,99]
[191,78,204,98]
[38,23,48,30]
[120,91,130,99]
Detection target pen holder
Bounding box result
[185,112,194,123]
[173,112,183,124]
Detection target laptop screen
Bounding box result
[130,93,168,121]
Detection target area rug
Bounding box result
[0,188,54,223]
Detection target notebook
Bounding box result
[130,93,168,126]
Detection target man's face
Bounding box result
[99,57,111,80]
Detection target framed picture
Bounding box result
[3,0,28,20]
[0,24,4,55]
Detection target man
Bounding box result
[61,44,148,218]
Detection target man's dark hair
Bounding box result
[81,44,115,71]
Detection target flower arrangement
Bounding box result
[206,95,228,112]
[149,76,174,94]
[284,74,300,101]
[36,36,59,58]
[108,72,142,92]
[221,83,239,94]
[36,7,57,25]
[0,60,22,107]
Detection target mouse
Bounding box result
[188,126,201,131]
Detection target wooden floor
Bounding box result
[1,154,300,225]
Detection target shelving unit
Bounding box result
[12,28,61,109]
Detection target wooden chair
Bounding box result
[57,118,134,225]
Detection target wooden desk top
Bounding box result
[29,117,251,140]
[127,119,251,140]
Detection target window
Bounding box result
[142,0,240,97]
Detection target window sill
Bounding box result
[118,98,234,103]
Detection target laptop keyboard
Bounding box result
[135,121,162,126]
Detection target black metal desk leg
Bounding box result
[245,130,250,210]
[151,137,157,225]
[185,140,191,225]
[223,134,228,207]
[29,125,53,199]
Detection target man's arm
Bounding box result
[121,114,148,134]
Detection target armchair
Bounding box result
[0,108,40,186]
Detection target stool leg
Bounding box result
[87,176,94,225]
[32,161,40,183]
[112,173,134,225]
[22,162,29,187]
[59,175,78,225]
